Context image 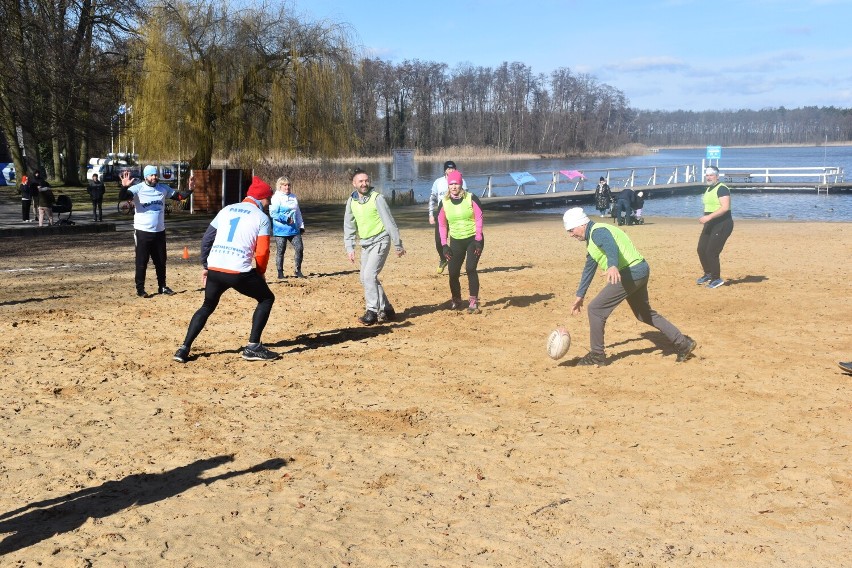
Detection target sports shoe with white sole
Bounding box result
[173,345,190,363]
[242,343,280,361]
[707,278,725,289]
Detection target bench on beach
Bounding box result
[723,172,752,182]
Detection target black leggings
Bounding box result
[182,269,275,349]
[447,235,483,300]
[697,215,734,279]
[433,202,444,262]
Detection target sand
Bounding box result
[0,211,850,567]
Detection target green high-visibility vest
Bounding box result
[586,224,644,271]
[443,192,476,240]
[351,192,385,239]
[702,182,729,213]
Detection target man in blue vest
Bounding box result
[343,168,406,325]
[563,207,696,366]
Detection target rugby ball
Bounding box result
[546,327,571,360]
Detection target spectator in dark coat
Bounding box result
[87,174,107,221]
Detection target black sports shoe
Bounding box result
[575,351,608,367]
[173,345,190,363]
[294,271,307,278]
[242,343,279,361]
[358,310,378,325]
[159,286,176,295]
[137,290,150,298]
[676,336,697,362]
[377,307,396,323]
[277,270,285,279]
[839,361,852,374]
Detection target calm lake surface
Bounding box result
[363,145,852,222]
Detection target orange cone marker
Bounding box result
[182,246,190,260]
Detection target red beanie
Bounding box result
[246,176,272,200]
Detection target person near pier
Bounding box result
[437,170,484,314]
[613,187,635,226]
[594,176,611,217]
[562,207,696,366]
[344,168,406,325]
[695,165,733,289]
[428,160,466,273]
[87,173,107,221]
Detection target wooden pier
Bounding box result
[478,181,852,210]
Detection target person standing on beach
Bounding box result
[344,168,406,325]
[695,165,733,289]
[87,173,106,222]
[269,176,306,279]
[173,177,278,363]
[562,207,696,366]
[437,170,484,314]
[119,166,193,297]
[594,176,611,217]
[428,160,466,274]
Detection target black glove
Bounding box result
[442,245,453,261]
[473,240,483,257]
[300,228,305,235]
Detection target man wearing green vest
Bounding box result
[344,168,407,325]
[563,207,696,366]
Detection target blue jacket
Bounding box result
[269,192,304,237]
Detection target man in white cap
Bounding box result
[695,165,733,289]
[120,166,193,297]
[562,207,696,366]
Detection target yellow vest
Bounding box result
[350,192,385,239]
[443,192,476,240]
[586,224,644,271]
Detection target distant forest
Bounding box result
[2,0,851,185]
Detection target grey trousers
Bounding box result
[587,265,685,355]
[275,234,303,274]
[360,236,391,313]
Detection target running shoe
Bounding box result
[358,310,378,325]
[707,278,725,289]
[676,336,697,362]
[159,286,176,295]
[436,259,448,274]
[575,351,608,367]
[838,361,852,374]
[173,345,190,364]
[467,298,481,314]
[294,271,307,278]
[137,290,150,298]
[696,274,712,285]
[377,307,396,323]
[242,343,280,361]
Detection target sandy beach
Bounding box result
[0,210,850,567]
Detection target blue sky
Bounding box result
[296,0,852,112]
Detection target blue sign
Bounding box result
[706,146,722,160]
[509,171,536,186]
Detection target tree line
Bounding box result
[1,0,850,186]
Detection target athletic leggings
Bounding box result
[134,229,167,294]
[697,214,734,279]
[447,235,483,300]
[275,234,304,274]
[182,269,275,349]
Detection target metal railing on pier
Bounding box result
[476,164,699,198]
[472,164,845,198]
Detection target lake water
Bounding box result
[364,145,852,222]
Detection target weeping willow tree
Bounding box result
[130,0,357,168]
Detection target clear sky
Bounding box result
[296,0,852,112]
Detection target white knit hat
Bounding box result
[563,207,590,230]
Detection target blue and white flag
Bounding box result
[118,104,127,115]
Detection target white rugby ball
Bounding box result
[546,327,571,360]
